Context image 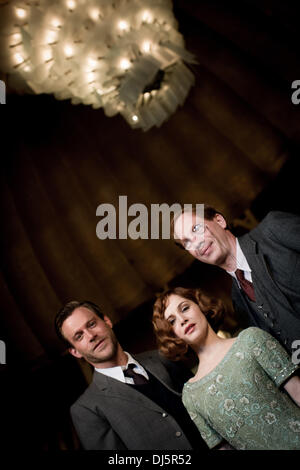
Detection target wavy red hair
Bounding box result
[152,286,225,361]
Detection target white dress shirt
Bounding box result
[227,238,253,287]
[95,352,149,384]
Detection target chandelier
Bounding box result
[0,0,196,130]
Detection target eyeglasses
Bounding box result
[183,223,206,250]
[192,223,203,233]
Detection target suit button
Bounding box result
[162,413,168,418]
[175,431,182,437]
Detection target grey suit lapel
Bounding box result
[93,371,163,413]
[238,234,294,312]
[238,234,267,306]
[92,353,180,414]
[136,352,181,395]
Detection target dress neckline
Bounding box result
[185,331,244,388]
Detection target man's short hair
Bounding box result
[54,300,104,347]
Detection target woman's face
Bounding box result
[163,294,208,346]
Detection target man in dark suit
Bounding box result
[54,300,207,450]
[172,206,300,355]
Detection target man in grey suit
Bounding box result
[172,206,300,355]
[55,300,207,450]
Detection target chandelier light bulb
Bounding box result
[142,10,153,23]
[87,57,98,68]
[51,18,62,29]
[64,45,74,58]
[46,30,58,44]
[12,33,22,41]
[10,33,22,46]
[141,41,151,53]
[118,20,129,31]
[14,53,24,65]
[42,49,53,62]
[90,8,100,21]
[66,0,76,10]
[120,58,130,70]
[15,8,27,19]
[87,72,95,82]
[132,114,139,122]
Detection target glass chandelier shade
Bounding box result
[0,0,196,130]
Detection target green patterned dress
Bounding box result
[182,327,300,450]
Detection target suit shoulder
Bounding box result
[71,381,98,413]
[137,349,180,367]
[134,349,160,361]
[258,210,299,229]
[255,211,283,230]
[134,349,178,369]
[135,349,191,377]
[249,211,298,241]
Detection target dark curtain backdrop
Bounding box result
[2,0,300,365]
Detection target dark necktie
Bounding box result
[235,269,256,302]
[123,364,148,385]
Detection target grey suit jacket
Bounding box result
[232,211,300,354]
[71,350,198,450]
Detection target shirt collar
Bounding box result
[95,352,148,382]
[227,238,251,277]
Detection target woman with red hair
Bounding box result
[153,287,300,450]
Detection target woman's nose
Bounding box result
[180,316,188,326]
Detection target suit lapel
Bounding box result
[92,353,179,414]
[238,234,294,312]
[232,282,263,328]
[136,352,181,395]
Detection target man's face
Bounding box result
[173,211,231,267]
[61,307,119,367]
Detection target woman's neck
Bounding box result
[194,328,227,362]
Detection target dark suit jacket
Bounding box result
[71,350,200,450]
[232,211,300,354]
